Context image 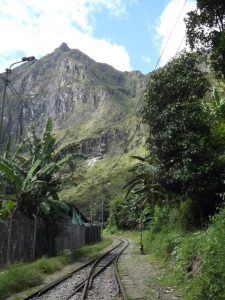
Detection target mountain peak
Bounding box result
[56,42,70,52]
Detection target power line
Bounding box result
[154,0,187,71]
[115,0,188,143]
[104,0,188,174]
[0,1,188,177]
[109,125,139,171]
[7,81,42,128]
[175,34,186,56]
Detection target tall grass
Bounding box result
[0,238,111,300]
[142,206,225,299]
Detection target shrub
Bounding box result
[187,207,225,299]
[0,266,42,299]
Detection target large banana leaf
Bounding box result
[0,162,22,189]
[24,180,47,192]
[36,163,56,177]
[12,141,26,161]
[3,137,11,160]
[0,118,77,218]
[123,174,149,189]
[0,157,26,176]
[22,159,42,190]
[48,199,69,212]
[39,202,51,215]
[56,154,72,167]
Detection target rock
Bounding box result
[0,44,146,155]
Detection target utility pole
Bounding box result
[90,177,94,223]
[0,56,35,142]
[101,187,104,237]
[101,182,110,238]
[140,219,144,255]
[0,68,9,141]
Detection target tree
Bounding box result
[143,52,225,225]
[185,0,225,78]
[0,118,71,220]
[123,155,163,207]
[112,155,164,230]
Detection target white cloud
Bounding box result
[142,55,152,64]
[155,0,196,66]
[0,0,132,73]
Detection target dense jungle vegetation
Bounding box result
[0,118,73,221]
[109,1,225,299]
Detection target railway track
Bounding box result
[24,238,129,300]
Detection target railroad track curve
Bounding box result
[24,238,129,300]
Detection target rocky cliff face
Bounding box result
[0,43,146,155]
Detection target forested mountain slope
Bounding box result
[0,43,147,217]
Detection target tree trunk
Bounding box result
[32,213,37,260]
[199,206,204,228]
[6,214,13,265]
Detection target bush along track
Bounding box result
[142,207,225,300]
[0,238,112,300]
[24,238,129,300]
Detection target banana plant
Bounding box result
[123,155,163,207]
[0,118,72,219]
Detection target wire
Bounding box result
[0,1,188,178]
[1,73,43,129]
[7,81,42,128]
[118,0,188,140]
[109,125,139,171]
[154,0,187,71]
[175,34,186,56]
[104,0,188,173]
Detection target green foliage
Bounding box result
[0,237,112,299]
[32,256,68,274]
[150,205,169,232]
[187,207,225,299]
[0,118,73,219]
[0,200,16,219]
[172,232,204,283]
[70,237,111,260]
[115,154,167,231]
[109,193,135,229]
[144,228,183,263]
[168,200,193,231]
[142,204,225,299]
[143,52,225,224]
[123,155,162,205]
[60,146,146,220]
[185,0,225,78]
[0,162,22,188]
[0,265,43,299]
[147,200,192,233]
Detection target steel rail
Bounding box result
[23,255,97,300]
[80,238,129,300]
[65,239,125,300]
[24,239,123,300]
[114,238,129,300]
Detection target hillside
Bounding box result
[0,43,146,153]
[0,43,147,217]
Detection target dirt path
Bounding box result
[119,238,181,300]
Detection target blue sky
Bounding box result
[0,0,196,74]
[93,0,167,73]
